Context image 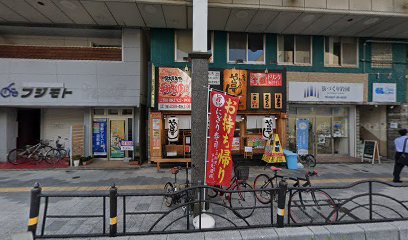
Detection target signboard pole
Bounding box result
[204,86,211,186]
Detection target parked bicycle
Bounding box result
[207,165,256,219]
[298,154,317,168]
[54,136,69,159]
[7,140,59,165]
[163,166,194,209]
[253,167,338,224]
[288,170,338,224]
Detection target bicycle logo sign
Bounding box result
[0,83,18,98]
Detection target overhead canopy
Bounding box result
[1,0,408,38]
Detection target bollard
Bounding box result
[27,182,42,239]
[276,180,288,228]
[109,184,118,237]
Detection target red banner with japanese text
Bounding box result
[206,91,239,187]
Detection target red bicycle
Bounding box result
[207,166,256,218]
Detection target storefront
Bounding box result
[0,28,147,163]
[149,67,287,163]
[287,75,367,159]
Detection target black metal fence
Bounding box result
[27,180,408,239]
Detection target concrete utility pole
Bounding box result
[190,0,211,185]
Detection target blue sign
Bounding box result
[93,119,107,156]
[296,119,309,155]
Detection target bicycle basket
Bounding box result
[235,166,249,181]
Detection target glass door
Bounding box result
[315,117,332,155]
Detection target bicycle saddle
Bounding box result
[271,166,282,171]
[170,167,179,175]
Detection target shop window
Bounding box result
[278,35,312,65]
[93,109,105,115]
[108,109,119,115]
[122,109,133,115]
[371,43,392,68]
[228,33,265,64]
[325,37,358,67]
[175,30,213,62]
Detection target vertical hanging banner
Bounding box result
[92,119,107,156]
[223,69,247,110]
[158,68,192,111]
[167,117,179,142]
[207,91,239,187]
[296,119,309,155]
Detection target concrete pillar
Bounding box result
[83,108,92,157]
[0,108,17,162]
[189,52,211,185]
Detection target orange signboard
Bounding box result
[223,69,247,110]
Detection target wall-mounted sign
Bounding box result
[223,69,247,110]
[208,71,221,85]
[232,137,240,151]
[158,68,191,111]
[288,82,363,102]
[275,93,282,109]
[0,82,73,99]
[120,140,134,151]
[263,93,271,109]
[262,117,275,140]
[167,117,179,142]
[250,93,259,109]
[250,72,282,86]
[372,83,396,102]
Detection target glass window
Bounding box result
[228,32,265,63]
[175,30,214,62]
[278,35,311,64]
[108,109,119,115]
[295,36,311,64]
[371,43,392,68]
[228,32,246,62]
[278,35,294,63]
[175,30,192,62]
[122,109,133,115]
[248,33,264,62]
[93,109,105,115]
[325,37,358,67]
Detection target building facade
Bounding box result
[0,0,408,164]
[0,27,147,162]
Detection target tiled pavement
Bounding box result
[2,161,408,240]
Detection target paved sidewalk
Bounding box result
[1,162,407,240]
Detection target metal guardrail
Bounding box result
[26,180,408,239]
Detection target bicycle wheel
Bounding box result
[164,182,174,207]
[229,182,256,218]
[38,146,52,160]
[45,149,61,164]
[305,154,317,168]
[289,189,337,224]
[207,185,219,198]
[253,174,274,204]
[7,149,27,165]
[58,149,68,160]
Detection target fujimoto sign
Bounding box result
[288,82,363,102]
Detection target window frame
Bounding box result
[174,30,214,63]
[371,43,392,69]
[277,35,313,66]
[227,32,266,64]
[324,37,359,68]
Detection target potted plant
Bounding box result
[81,156,94,166]
[72,155,81,167]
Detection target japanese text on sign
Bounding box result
[0,83,73,99]
[206,91,239,187]
[158,68,192,111]
[250,72,282,86]
[223,69,247,110]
